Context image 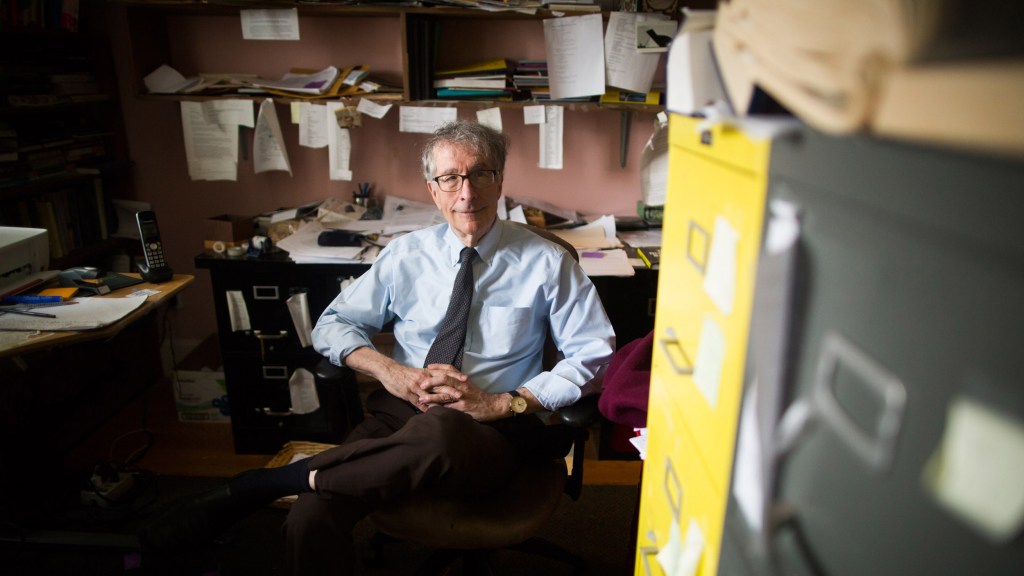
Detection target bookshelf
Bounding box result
[0,8,136,270]
[117,2,672,112]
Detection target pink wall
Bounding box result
[105,7,662,342]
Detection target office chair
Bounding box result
[367,396,599,575]
[365,224,601,575]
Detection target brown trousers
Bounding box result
[282,389,549,575]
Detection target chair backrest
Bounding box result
[514,222,579,263]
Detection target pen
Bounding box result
[0,308,57,318]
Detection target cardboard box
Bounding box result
[204,214,253,243]
[173,335,230,423]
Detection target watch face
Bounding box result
[510,396,528,414]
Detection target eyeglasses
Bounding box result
[430,170,501,193]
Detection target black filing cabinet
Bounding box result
[196,253,369,454]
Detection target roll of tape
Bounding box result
[226,246,246,258]
[212,241,226,254]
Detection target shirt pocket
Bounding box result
[475,306,536,358]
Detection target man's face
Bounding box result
[426,142,503,246]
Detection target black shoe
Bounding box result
[138,484,239,556]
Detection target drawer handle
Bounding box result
[812,331,906,473]
[659,328,694,376]
[638,545,659,576]
[262,365,289,379]
[777,331,907,474]
[260,407,294,417]
[252,285,280,300]
[686,220,709,275]
[254,331,289,362]
[664,456,683,521]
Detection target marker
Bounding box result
[2,295,63,304]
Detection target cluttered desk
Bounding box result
[0,224,194,359]
[0,272,194,359]
[243,194,660,275]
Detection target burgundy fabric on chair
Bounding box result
[598,330,654,428]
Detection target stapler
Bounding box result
[58,267,111,295]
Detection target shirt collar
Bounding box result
[441,220,504,267]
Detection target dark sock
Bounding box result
[226,457,314,510]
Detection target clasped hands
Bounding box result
[389,362,507,421]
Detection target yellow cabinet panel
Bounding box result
[651,115,771,490]
[668,116,769,175]
[634,376,726,576]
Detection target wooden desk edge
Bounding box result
[0,274,195,360]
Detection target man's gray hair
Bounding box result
[421,121,510,181]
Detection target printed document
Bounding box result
[543,14,606,100]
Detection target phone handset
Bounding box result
[135,210,174,283]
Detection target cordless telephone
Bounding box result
[135,210,173,283]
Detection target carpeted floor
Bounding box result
[2,474,639,576]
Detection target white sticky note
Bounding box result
[692,315,726,408]
[703,216,739,315]
[733,383,765,533]
[288,368,320,415]
[677,519,705,576]
[357,98,392,119]
[923,396,1024,543]
[476,107,503,132]
[657,518,704,576]
[656,518,683,575]
[523,105,546,125]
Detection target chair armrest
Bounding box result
[314,357,346,382]
[559,393,601,429]
[557,394,601,501]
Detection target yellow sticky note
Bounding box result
[38,287,78,300]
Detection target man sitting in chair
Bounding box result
[141,120,615,574]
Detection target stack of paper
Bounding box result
[244,66,341,96]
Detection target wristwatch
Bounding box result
[508,389,528,416]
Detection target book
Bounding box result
[435,88,516,100]
[434,58,511,78]
[433,76,508,89]
[636,246,660,268]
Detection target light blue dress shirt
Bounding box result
[312,220,615,411]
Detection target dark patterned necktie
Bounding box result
[423,247,477,369]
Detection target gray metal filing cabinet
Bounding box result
[724,127,1024,575]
